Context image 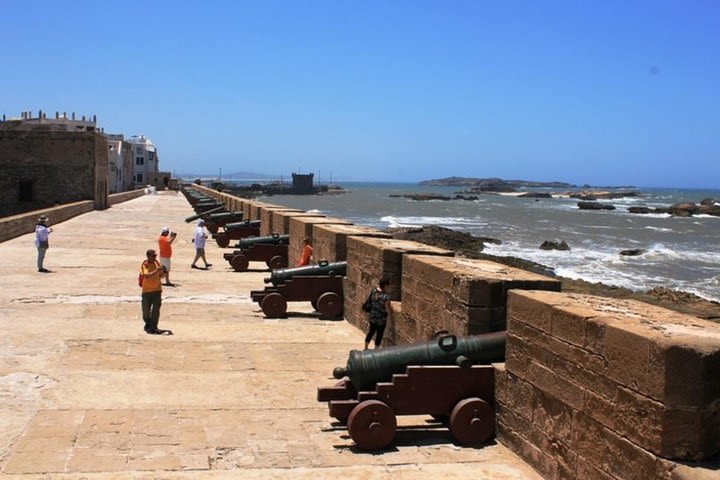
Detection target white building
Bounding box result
[127,134,159,186]
[103,133,133,193]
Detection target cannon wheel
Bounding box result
[449,397,495,445]
[230,254,249,272]
[206,224,219,234]
[317,292,342,318]
[215,233,230,248]
[310,299,318,311]
[347,400,396,451]
[267,255,287,269]
[261,292,287,318]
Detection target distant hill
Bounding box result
[419,177,575,188]
[177,171,276,180]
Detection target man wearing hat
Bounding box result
[191,219,212,269]
[34,215,53,273]
[158,227,177,286]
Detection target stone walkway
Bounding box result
[0,193,541,479]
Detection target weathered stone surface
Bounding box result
[312,224,391,262]
[503,289,720,467]
[288,216,352,266]
[259,207,302,236]
[271,210,325,237]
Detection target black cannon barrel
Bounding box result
[206,211,243,222]
[185,205,226,223]
[234,233,289,248]
[264,261,347,286]
[224,220,261,230]
[332,332,506,391]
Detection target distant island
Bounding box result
[419,176,575,189]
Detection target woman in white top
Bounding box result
[34,215,53,273]
[191,219,212,269]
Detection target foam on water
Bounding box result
[381,215,486,228]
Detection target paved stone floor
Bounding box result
[0,192,542,479]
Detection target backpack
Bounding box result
[361,289,375,313]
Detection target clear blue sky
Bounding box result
[2,1,718,188]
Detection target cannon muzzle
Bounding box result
[334,332,505,391]
[225,220,261,230]
[234,233,288,249]
[264,261,347,286]
[184,205,225,223]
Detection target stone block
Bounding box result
[288,216,352,266]
[259,207,302,236]
[271,211,325,237]
[312,224,391,262]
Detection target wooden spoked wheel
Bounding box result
[347,400,396,451]
[317,292,342,318]
[261,292,287,318]
[230,254,249,272]
[449,397,495,445]
[267,255,287,269]
[215,233,229,248]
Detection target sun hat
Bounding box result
[161,227,170,233]
[198,219,205,226]
[38,215,49,223]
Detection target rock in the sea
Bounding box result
[620,248,645,256]
[519,192,552,198]
[628,206,653,214]
[577,201,616,211]
[389,193,452,201]
[668,202,700,217]
[453,195,479,201]
[540,240,570,251]
[700,197,716,206]
[390,225,500,254]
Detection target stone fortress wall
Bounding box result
[192,183,720,479]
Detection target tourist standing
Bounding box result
[191,219,212,269]
[139,249,171,334]
[296,236,314,266]
[34,215,53,273]
[158,227,177,286]
[364,278,391,349]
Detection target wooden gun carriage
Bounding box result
[223,233,289,271]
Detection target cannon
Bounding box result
[203,211,244,233]
[184,205,226,223]
[223,233,289,271]
[251,261,346,319]
[194,201,225,213]
[264,261,347,286]
[317,333,505,450]
[212,220,261,247]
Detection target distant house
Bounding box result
[127,134,159,187]
[103,133,134,194]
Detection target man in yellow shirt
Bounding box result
[139,249,172,335]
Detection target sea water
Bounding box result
[254,182,720,303]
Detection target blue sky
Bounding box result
[2,1,718,188]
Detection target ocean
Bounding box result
[252,182,720,303]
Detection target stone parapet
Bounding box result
[401,256,560,341]
[312,224,391,262]
[270,211,325,237]
[288,217,353,266]
[0,201,94,243]
[259,207,302,236]
[344,237,452,342]
[108,188,146,206]
[497,290,720,479]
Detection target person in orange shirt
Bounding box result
[158,227,177,286]
[139,249,172,335]
[297,237,314,266]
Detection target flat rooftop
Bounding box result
[0,192,541,479]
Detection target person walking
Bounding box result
[34,215,53,273]
[139,249,171,335]
[158,227,177,286]
[296,236,314,266]
[364,278,391,349]
[191,219,212,269]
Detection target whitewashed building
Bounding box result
[127,134,159,187]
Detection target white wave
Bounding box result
[695,214,720,219]
[380,215,486,228]
[306,209,322,214]
[644,226,673,232]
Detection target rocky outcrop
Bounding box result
[519,192,552,198]
[577,201,616,211]
[388,194,451,201]
[620,248,645,256]
[540,240,570,251]
[570,191,638,200]
[628,200,720,217]
[389,225,500,254]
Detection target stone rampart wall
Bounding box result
[497,290,720,479]
[259,207,302,236]
[187,186,719,478]
[288,216,353,266]
[108,188,146,206]
[0,201,94,243]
